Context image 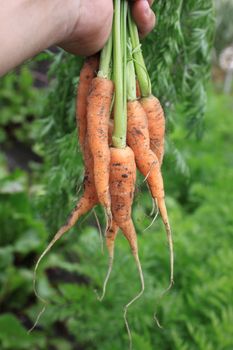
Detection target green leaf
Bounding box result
[0,314,31,349]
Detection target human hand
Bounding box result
[60,0,156,56]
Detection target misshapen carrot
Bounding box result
[110,147,136,227]
[109,146,144,349]
[127,100,174,289]
[87,77,114,219]
[30,137,99,332]
[76,55,99,151]
[110,147,138,256]
[140,95,165,165]
[33,138,98,284]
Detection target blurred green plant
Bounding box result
[144,0,214,138]
[0,66,45,146]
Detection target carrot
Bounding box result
[127,100,174,290]
[76,55,99,151]
[33,139,97,292]
[30,137,98,332]
[140,95,165,165]
[109,146,144,349]
[87,77,114,219]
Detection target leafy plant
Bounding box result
[0,67,45,145]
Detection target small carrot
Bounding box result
[76,55,99,151]
[109,146,144,350]
[140,95,165,165]
[33,138,98,295]
[87,76,114,219]
[127,100,174,290]
[30,137,98,332]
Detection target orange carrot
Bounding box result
[30,137,99,332]
[109,147,138,257]
[127,100,174,289]
[106,220,119,262]
[109,146,144,348]
[87,77,114,218]
[33,138,98,287]
[109,147,136,226]
[140,95,165,165]
[76,55,99,151]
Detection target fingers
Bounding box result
[130,0,156,38]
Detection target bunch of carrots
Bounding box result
[32,1,174,348]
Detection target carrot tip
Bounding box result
[28,305,47,333]
[144,202,159,232]
[123,253,145,350]
[97,256,114,302]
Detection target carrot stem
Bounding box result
[127,38,136,101]
[121,1,128,127]
[112,0,127,149]
[128,8,151,97]
[98,32,112,79]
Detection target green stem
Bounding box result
[121,1,128,125]
[112,0,127,149]
[127,38,136,101]
[128,8,151,97]
[98,32,112,79]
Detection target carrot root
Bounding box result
[98,221,118,301]
[123,252,144,350]
[144,200,159,232]
[28,305,46,334]
[31,191,97,331]
[157,198,174,292]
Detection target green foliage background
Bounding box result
[1,1,233,350]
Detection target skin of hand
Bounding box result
[0,0,155,76]
[60,0,156,56]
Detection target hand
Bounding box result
[60,0,156,56]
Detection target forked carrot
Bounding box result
[109,146,144,350]
[29,138,98,332]
[34,138,98,268]
[76,55,99,151]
